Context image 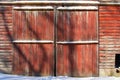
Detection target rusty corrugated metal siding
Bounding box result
[99,6,120,69]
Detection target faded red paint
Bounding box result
[13,10,98,76]
[99,6,120,69]
[13,11,54,76]
[57,11,98,76]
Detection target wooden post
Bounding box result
[53,6,57,76]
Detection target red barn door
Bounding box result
[13,10,54,76]
[56,10,98,77]
[13,6,98,76]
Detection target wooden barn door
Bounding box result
[13,6,98,76]
[13,9,54,76]
[56,7,98,77]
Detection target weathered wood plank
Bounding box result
[13,40,53,44]
[57,41,98,44]
[13,6,98,11]
[0,1,100,6]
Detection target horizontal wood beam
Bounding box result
[58,6,98,11]
[13,6,53,10]
[0,1,120,6]
[13,6,98,11]
[13,40,98,44]
[100,3,120,6]
[57,41,98,44]
[0,1,99,6]
[12,40,53,44]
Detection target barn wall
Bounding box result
[99,6,120,76]
[0,1,120,76]
[0,6,13,73]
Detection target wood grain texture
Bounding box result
[13,10,98,76]
[13,10,54,76]
[57,11,98,77]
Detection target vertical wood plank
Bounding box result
[77,45,82,76]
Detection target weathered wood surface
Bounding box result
[13,11,54,76]
[1,1,120,6]
[13,6,98,11]
[0,1,99,6]
[13,9,98,76]
[57,11,98,76]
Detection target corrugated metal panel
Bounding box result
[99,6,120,69]
[0,6,12,73]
